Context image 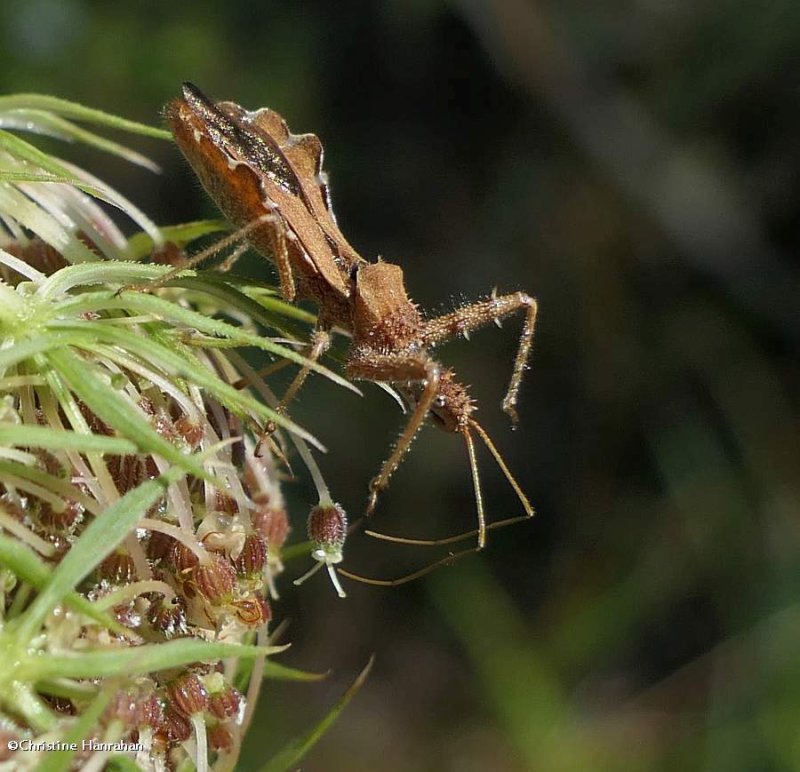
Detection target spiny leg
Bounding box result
[367,360,440,516]
[267,213,296,302]
[141,213,275,291]
[217,241,248,272]
[276,327,331,413]
[422,291,538,424]
[348,352,441,516]
[256,327,332,448]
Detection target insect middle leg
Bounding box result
[346,351,441,516]
[422,291,538,424]
[276,327,332,413]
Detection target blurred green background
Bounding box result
[3,1,800,769]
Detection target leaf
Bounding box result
[0,128,91,186]
[0,535,126,634]
[51,321,325,448]
[260,657,375,772]
[0,94,170,139]
[13,466,185,639]
[57,289,356,394]
[0,109,161,172]
[44,347,214,481]
[124,219,230,260]
[0,183,97,264]
[0,331,92,371]
[33,686,114,772]
[24,639,289,681]
[261,660,328,682]
[0,424,137,455]
[0,459,99,514]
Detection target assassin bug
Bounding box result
[165,83,538,590]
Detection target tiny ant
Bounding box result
[164,83,538,591]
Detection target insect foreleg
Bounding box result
[422,291,538,424]
[347,352,441,516]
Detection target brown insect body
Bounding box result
[168,85,358,327]
[166,83,537,557]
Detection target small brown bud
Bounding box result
[215,491,239,516]
[150,241,185,267]
[161,706,191,743]
[140,694,165,729]
[168,673,209,717]
[232,533,266,577]
[107,454,146,495]
[208,686,242,720]
[153,409,180,444]
[105,690,143,727]
[308,503,347,552]
[169,541,201,574]
[252,505,290,551]
[0,728,21,760]
[294,502,348,598]
[38,499,83,531]
[146,531,176,564]
[45,696,75,715]
[147,596,188,638]
[98,551,136,584]
[175,414,204,448]
[208,723,234,751]
[191,555,236,604]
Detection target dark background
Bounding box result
[3,1,800,769]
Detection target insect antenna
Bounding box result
[337,547,479,588]
[364,418,533,551]
[468,418,534,520]
[462,422,489,548]
[363,514,534,547]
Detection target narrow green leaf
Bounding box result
[0,331,94,371]
[106,756,143,772]
[0,128,88,185]
[260,657,375,772]
[14,467,185,638]
[56,290,356,394]
[124,219,229,260]
[0,184,97,264]
[0,424,137,455]
[0,170,109,200]
[44,347,214,481]
[36,261,167,299]
[52,322,324,448]
[1,109,160,171]
[34,686,114,772]
[0,94,170,139]
[24,639,287,681]
[0,535,126,634]
[0,459,99,513]
[261,660,328,682]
